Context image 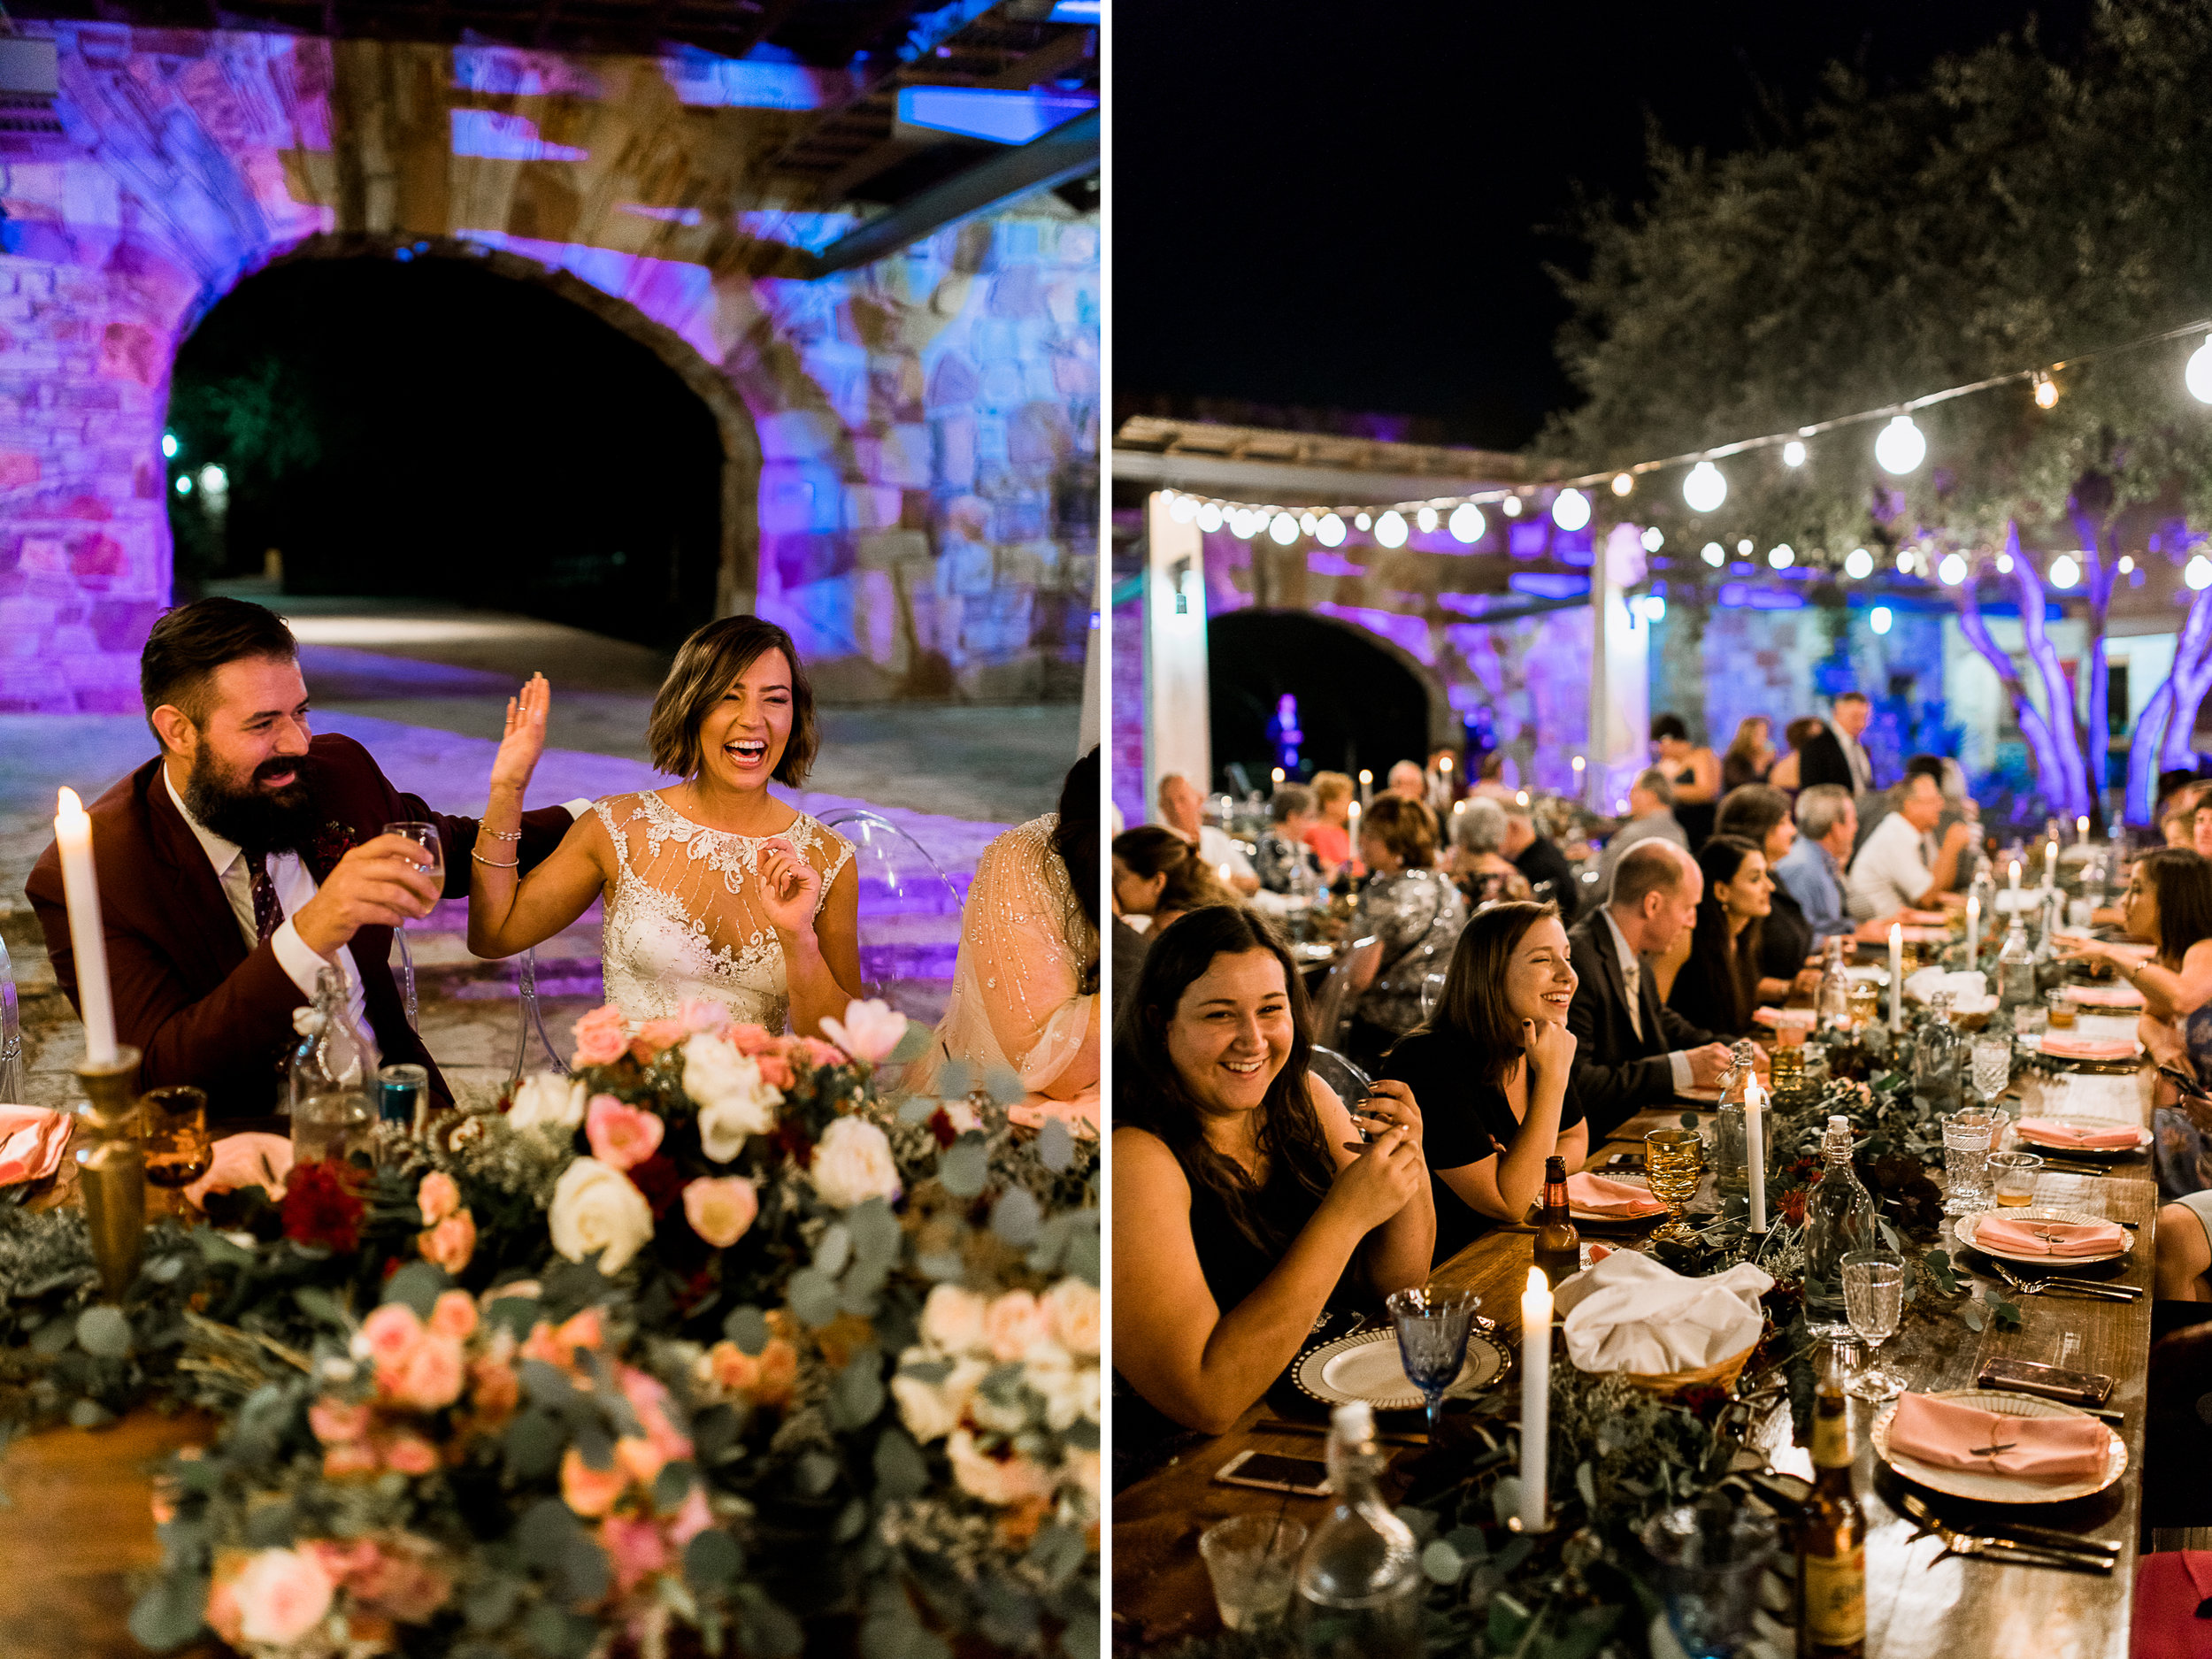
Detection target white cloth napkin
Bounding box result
[1555,1250,1773,1374]
[1905,967,1993,1011]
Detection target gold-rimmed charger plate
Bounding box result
[1952,1204,2132,1267]
[1870,1388,2124,1505]
[1292,1326,1512,1412]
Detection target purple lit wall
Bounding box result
[0,24,1096,711]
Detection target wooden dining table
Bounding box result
[1111,1059,2162,1658]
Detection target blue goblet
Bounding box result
[1385,1286,1480,1438]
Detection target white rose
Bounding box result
[808,1116,902,1210]
[919,1284,990,1356]
[890,1369,960,1443]
[685,1034,783,1161]
[548,1157,655,1275]
[509,1072,588,1131]
[1020,1340,1097,1432]
[1041,1278,1101,1359]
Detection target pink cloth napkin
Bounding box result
[1887,1391,2110,1483]
[2131,1551,2212,1659]
[182,1133,294,1209]
[1752,1006,1816,1030]
[1565,1171,1667,1217]
[2016,1118,2145,1150]
[1972,1215,2130,1256]
[2068,984,2147,1008]
[2039,1033,2139,1060]
[0,1105,70,1187]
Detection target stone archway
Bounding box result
[1207,607,1457,785]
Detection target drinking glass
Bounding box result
[1385,1286,1480,1438]
[1942,1108,1998,1214]
[1848,981,1879,1027]
[382,820,446,890]
[1640,1499,1778,1659]
[1988,1151,2042,1207]
[376,1063,429,1134]
[2016,1002,2049,1036]
[1198,1514,1305,1632]
[141,1085,211,1196]
[1970,1036,2011,1110]
[1841,1250,1909,1400]
[2045,989,2078,1031]
[1644,1128,1704,1246]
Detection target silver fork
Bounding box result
[1900,1494,2117,1569]
[1992,1262,2139,1302]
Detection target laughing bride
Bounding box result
[466,616,863,1039]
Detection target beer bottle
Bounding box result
[1532,1156,1580,1287]
[1797,1354,1866,1658]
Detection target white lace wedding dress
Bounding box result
[595,790,855,1033]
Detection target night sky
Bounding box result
[1113,0,2093,450]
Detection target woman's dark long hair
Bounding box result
[1054,747,1100,932]
[1112,826,1237,916]
[1685,834,1765,1033]
[1412,900,1560,1089]
[1115,905,1334,1255]
[2139,848,2212,968]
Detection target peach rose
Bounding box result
[359,1302,424,1369]
[798,1036,849,1070]
[427,1289,478,1341]
[946,1430,1054,1508]
[919,1284,988,1356]
[1041,1278,1101,1359]
[632,1018,687,1061]
[417,1171,460,1227]
[682,1176,759,1248]
[382,1335,465,1411]
[982,1291,1046,1363]
[755,1339,799,1408]
[615,1435,667,1486]
[703,1341,760,1393]
[571,1005,630,1068]
[232,1548,336,1646]
[418,1210,477,1275]
[306,1538,380,1586]
[560,1445,627,1518]
[381,1433,439,1477]
[585,1094,666,1171]
[308,1398,371,1445]
[727,1024,776,1056]
[322,1440,380,1479]
[756,1053,795,1091]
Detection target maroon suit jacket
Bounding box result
[25,733,572,1118]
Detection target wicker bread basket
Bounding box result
[1617,1341,1757,1402]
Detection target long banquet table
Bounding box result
[1111,1063,2161,1657]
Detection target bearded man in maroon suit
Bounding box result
[26,598,579,1118]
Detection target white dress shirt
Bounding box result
[1195,824,1256,882]
[1601,908,1694,1092]
[1847,810,1934,919]
[1837,728,1875,793]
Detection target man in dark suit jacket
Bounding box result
[26,599,574,1118]
[1564,839,1734,1140]
[1795,691,1877,795]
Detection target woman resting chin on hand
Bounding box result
[1111,906,1433,1455]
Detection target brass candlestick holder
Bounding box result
[73,1046,145,1301]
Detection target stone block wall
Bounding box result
[0,23,1096,711]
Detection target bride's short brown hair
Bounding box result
[647,616,818,785]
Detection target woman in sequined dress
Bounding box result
[1340,795,1467,1072]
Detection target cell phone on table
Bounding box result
[1604,1153,1647,1172]
[1214,1450,1332,1496]
[1976,1356,2115,1407]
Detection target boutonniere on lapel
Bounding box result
[308,821,357,883]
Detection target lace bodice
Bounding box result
[595,790,854,1033]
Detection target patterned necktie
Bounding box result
[248,854,282,945]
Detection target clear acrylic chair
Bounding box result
[0,933,21,1102]
[511,948,571,1083]
[392,927,418,1030]
[813,808,966,1026]
[1308,935,1379,1052]
[1308,1044,1371,1107]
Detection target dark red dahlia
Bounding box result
[280,1158,365,1253]
[626,1153,685,1218]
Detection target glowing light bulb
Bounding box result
[2189,334,2212,404]
[2049,554,2080,588]
[1299,511,1317,534]
[1269,512,1298,545]
[197,465,228,495]
[1167,492,1198,523]
[1876,413,1926,475]
[174,474,192,495]
[1682,461,1726,512]
[1230,509,1258,540]
[1870,605,1893,634]
[1448,503,1486,543]
[2032,372,2059,409]
[1642,594,1668,623]
[160,432,180,459]
[1995,551,2013,574]
[1781,439,1807,468]
[1416,505,1440,534]
[1896,549,1914,572]
[2189,555,2212,591]
[1374,511,1409,549]
[1701,542,1724,567]
[1640,526,1664,552]
[1355,511,1372,531]
[1843,547,1874,580]
[1938,552,1967,586]
[1769,544,1794,569]
[1551,488,1591,532]
[1502,495,1523,518]
[1737,538,1754,557]
[1195,502,1223,534]
[1317,512,1347,547]
[2118,555,2135,573]
[1611,472,1633,497]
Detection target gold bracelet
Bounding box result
[471,849,519,869]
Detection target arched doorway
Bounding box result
[1208,609,1447,787]
[162,237,754,650]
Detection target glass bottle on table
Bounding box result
[1995,908,2037,1011]
[1816,936,1853,1032]
[289,966,377,1167]
[1713,1040,1761,1196]
[1293,1402,1422,1657]
[1797,1350,1867,1659]
[1967,856,1997,964]
[1801,1116,1876,1336]
[1910,988,1966,1114]
[1532,1155,1580,1287]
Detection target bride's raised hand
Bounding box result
[757,836,823,936]
[489,674,550,795]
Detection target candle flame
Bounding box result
[1890,923,1901,940]
[57,787,83,817]
[2010,860,2021,879]
[1525,1265,1548,1296]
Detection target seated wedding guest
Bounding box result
[2159,785,2208,848]
[1765,715,1826,795]
[1256,784,1329,892]
[1720,716,1775,791]
[1448,797,1532,908]
[910,749,1099,1130]
[1303,772,1360,877]
[1772,785,1862,950]
[25,598,576,1116]
[1386,759,1427,802]
[2194,800,2212,863]
[1472,749,1518,802]
[1591,767,1686,897]
[1665,835,1772,1039]
[1651,713,1721,850]
[1111,826,1237,936]
[1847,770,1971,918]
[1714,784,1824,1001]
[1566,840,1732,1139]
[1501,802,1580,923]
[1341,796,1468,1071]
[1156,772,1258,896]
[1379,901,1586,1263]
[1112,905,1433,1453]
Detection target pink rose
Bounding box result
[382,1335,465,1411]
[585,1094,666,1171]
[982,1291,1047,1363]
[819,998,910,1064]
[307,1538,380,1586]
[571,1005,629,1068]
[668,1485,716,1548]
[418,1210,477,1275]
[600,1514,670,1594]
[416,1171,460,1226]
[381,1433,440,1476]
[681,1176,759,1248]
[308,1398,371,1445]
[428,1289,478,1341]
[728,1024,776,1056]
[755,1053,795,1091]
[232,1548,336,1646]
[680,1000,729,1035]
[631,1019,686,1061]
[560,1445,627,1518]
[798,1036,849,1070]
[617,1365,694,1464]
[360,1302,424,1369]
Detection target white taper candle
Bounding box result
[1519,1265,1551,1531]
[53,787,118,1068]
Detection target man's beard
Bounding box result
[183,749,323,856]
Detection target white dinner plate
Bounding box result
[1952,1204,2132,1267]
[2018,1033,2145,1061]
[1870,1388,2125,1505]
[1293,1325,1512,1412]
[2010,1116,2152,1156]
